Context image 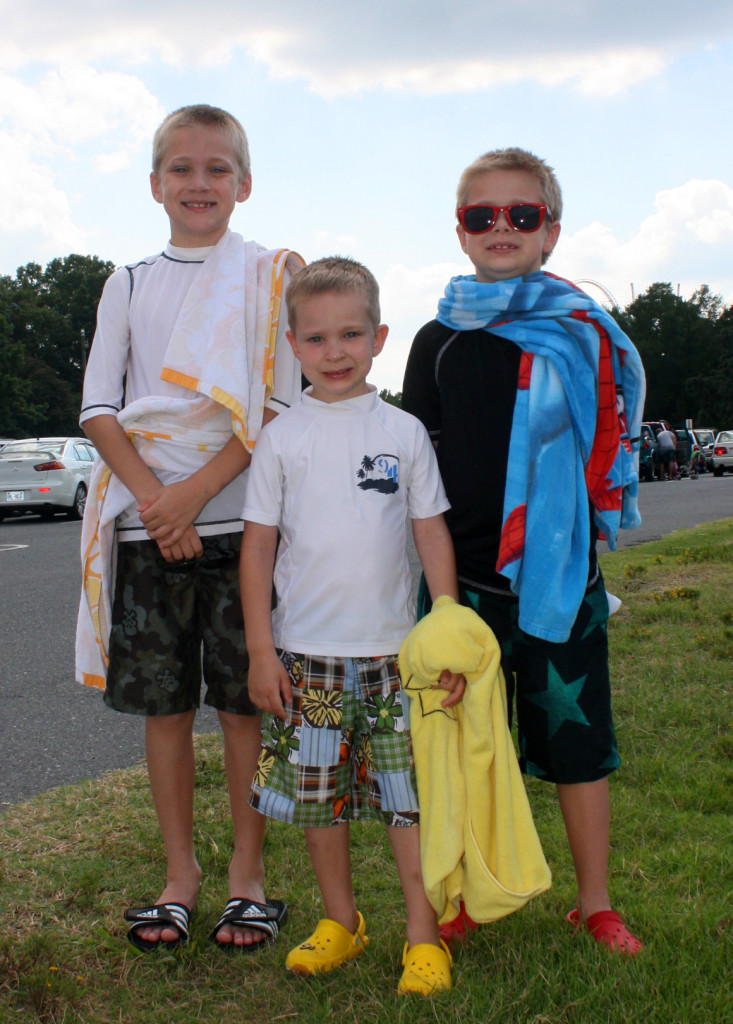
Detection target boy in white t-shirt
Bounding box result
[79,104,300,954]
[240,257,465,995]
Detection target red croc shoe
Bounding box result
[439,900,480,949]
[566,908,643,957]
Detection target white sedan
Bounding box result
[0,437,97,520]
[712,431,733,477]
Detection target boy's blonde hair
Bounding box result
[152,104,250,179]
[286,257,381,331]
[457,147,563,223]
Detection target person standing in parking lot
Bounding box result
[655,423,678,481]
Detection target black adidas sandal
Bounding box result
[210,897,288,953]
[124,902,192,953]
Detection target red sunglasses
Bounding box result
[457,202,548,234]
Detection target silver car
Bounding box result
[689,428,716,470]
[712,431,733,477]
[0,437,97,521]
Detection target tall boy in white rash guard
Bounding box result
[77,104,301,953]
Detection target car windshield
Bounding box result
[696,431,714,445]
[717,432,733,443]
[0,441,63,458]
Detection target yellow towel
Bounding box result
[399,595,551,924]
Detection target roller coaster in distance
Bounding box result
[574,278,621,309]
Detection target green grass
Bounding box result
[2,521,733,1023]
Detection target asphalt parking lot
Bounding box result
[1,471,732,810]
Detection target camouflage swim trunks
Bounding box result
[104,533,255,716]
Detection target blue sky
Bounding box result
[2,0,733,391]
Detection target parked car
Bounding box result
[688,428,717,470]
[639,423,659,482]
[0,439,15,451]
[712,431,733,476]
[671,428,691,468]
[642,420,692,477]
[0,437,97,520]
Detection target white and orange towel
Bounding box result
[75,238,302,690]
[161,234,303,450]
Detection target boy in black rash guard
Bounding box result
[403,147,645,957]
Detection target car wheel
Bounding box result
[714,466,724,477]
[69,484,87,519]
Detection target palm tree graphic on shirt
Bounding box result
[356,453,399,494]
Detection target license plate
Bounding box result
[6,491,25,502]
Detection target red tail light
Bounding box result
[713,446,728,456]
[34,460,65,471]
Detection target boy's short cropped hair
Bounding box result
[286,256,381,330]
[456,147,563,223]
[152,104,251,180]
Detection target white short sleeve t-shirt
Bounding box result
[243,388,450,656]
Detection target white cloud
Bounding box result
[0,64,163,256]
[0,130,86,250]
[554,179,733,305]
[313,230,360,255]
[0,66,163,160]
[370,261,467,392]
[2,1,732,98]
[255,44,670,99]
[380,261,467,324]
[658,179,733,245]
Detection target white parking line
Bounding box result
[0,543,29,552]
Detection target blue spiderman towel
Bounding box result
[437,271,646,642]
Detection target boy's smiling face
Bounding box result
[287,289,388,404]
[150,124,251,247]
[457,168,560,283]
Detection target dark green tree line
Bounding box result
[0,254,114,437]
[614,283,733,427]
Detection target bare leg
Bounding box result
[211,712,268,947]
[304,823,358,932]
[556,778,612,920]
[135,711,201,944]
[387,825,440,948]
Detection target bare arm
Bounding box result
[138,408,279,545]
[137,434,250,543]
[240,520,293,719]
[412,513,466,708]
[412,512,460,603]
[83,412,205,561]
[83,413,166,508]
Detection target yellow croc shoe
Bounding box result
[397,939,453,996]
[285,911,368,974]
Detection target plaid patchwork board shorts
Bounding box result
[249,652,420,828]
[105,533,255,717]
